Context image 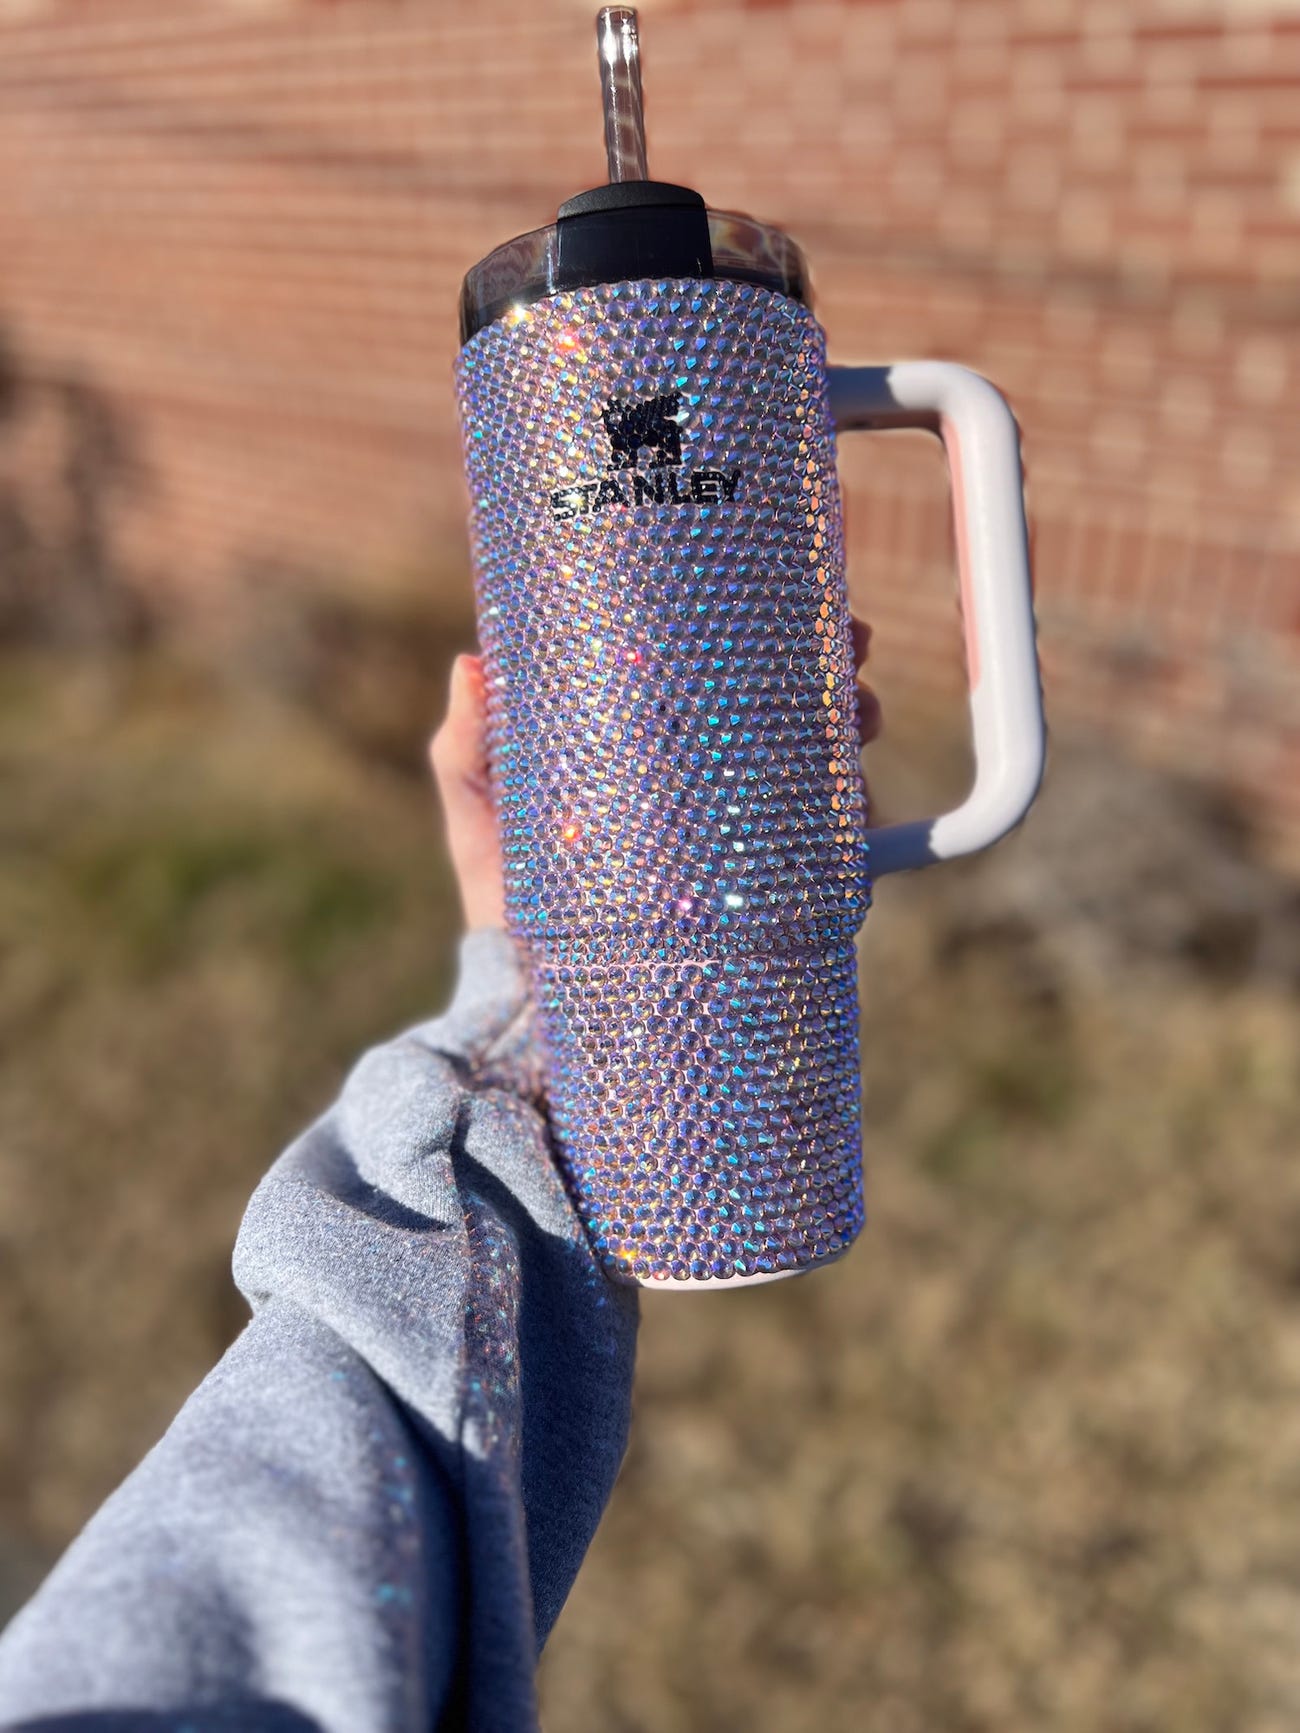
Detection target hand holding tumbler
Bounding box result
[454,10,1044,1289]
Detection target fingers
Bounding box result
[430,653,490,796]
[429,654,506,932]
[850,613,881,747]
[856,681,882,746]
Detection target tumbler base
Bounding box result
[623,1244,852,1291]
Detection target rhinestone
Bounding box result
[456,279,871,1285]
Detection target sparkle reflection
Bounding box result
[454,277,869,1284]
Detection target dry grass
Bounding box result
[0,649,460,1555]
[1,648,1297,1731]
[544,910,1300,1731]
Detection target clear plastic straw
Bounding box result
[597,7,648,182]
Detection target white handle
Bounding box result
[829,362,1045,876]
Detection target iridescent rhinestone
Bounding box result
[456,278,870,1286]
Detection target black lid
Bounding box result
[459,202,810,344]
[554,179,712,289]
[458,10,810,344]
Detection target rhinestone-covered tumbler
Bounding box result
[455,278,871,1288]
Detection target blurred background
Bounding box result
[0,0,1298,1727]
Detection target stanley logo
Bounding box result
[602,390,682,469]
[549,389,742,523]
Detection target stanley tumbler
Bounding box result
[454,9,1044,1288]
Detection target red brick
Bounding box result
[0,0,1296,851]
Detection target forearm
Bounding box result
[0,1301,464,1729]
[0,931,638,1733]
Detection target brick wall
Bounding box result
[0,0,1297,856]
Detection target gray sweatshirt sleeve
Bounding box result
[0,928,639,1733]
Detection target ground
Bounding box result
[0,644,1297,1731]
